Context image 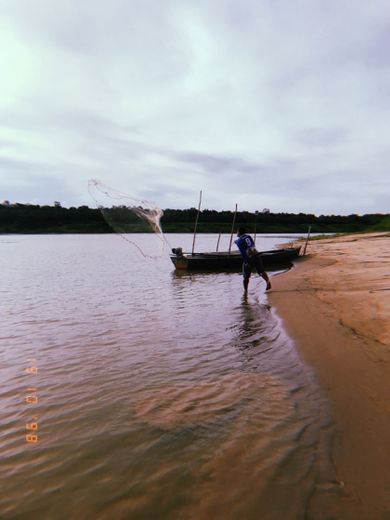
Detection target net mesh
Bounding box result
[88,179,170,259]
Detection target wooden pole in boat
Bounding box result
[216,233,221,252]
[228,203,238,254]
[302,225,311,255]
[254,210,259,245]
[191,190,202,255]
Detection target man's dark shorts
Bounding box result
[243,254,265,278]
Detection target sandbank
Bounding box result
[270,232,390,519]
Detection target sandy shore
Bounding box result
[270,232,390,519]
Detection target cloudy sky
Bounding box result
[0,0,389,214]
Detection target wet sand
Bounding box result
[270,232,390,519]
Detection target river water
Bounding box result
[0,234,338,519]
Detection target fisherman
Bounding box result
[235,226,272,294]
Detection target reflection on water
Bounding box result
[0,234,339,519]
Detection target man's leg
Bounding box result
[243,262,251,293]
[261,272,272,291]
[254,255,272,290]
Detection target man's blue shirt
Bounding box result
[234,234,255,263]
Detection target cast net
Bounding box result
[88,179,170,259]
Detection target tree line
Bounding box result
[0,203,389,233]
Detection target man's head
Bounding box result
[237,226,246,236]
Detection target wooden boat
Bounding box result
[170,246,301,271]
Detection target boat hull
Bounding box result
[170,247,301,271]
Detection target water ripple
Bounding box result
[0,234,335,519]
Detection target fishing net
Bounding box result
[88,179,170,259]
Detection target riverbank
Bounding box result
[270,232,390,519]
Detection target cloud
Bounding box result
[0,163,76,206]
[173,152,262,175]
[0,0,389,213]
[294,127,348,148]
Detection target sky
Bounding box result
[0,0,389,215]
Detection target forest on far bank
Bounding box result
[0,203,389,234]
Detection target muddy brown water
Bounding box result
[0,234,341,519]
